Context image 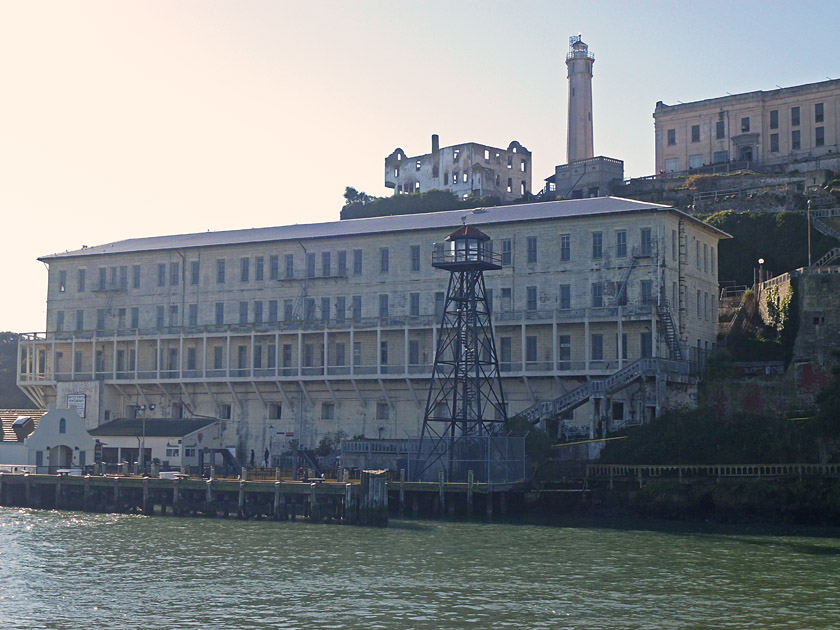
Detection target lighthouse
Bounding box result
[566,34,595,163]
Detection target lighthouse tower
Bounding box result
[566,34,595,163]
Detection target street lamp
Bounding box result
[758,258,765,284]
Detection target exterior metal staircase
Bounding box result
[813,246,840,268]
[812,217,840,242]
[614,249,639,306]
[656,300,684,360]
[520,358,665,424]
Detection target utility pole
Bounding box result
[807,198,813,267]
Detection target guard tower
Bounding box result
[412,223,508,482]
[566,34,595,163]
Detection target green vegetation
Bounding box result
[340,186,537,220]
[0,332,35,409]
[699,211,837,286]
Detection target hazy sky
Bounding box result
[2,0,839,333]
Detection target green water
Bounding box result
[1,507,838,629]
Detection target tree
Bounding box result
[0,332,37,408]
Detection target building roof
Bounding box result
[654,78,840,116]
[39,197,729,262]
[88,418,216,438]
[0,409,46,442]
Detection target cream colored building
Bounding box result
[384,135,531,201]
[654,79,840,173]
[18,198,727,461]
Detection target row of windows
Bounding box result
[396,175,528,196]
[55,228,675,295]
[665,103,826,146]
[55,275,711,332]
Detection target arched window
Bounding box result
[59,418,66,434]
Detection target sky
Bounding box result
[2,0,839,333]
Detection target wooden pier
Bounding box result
[0,470,389,526]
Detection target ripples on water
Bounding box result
[0,507,839,629]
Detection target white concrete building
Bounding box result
[384,135,532,201]
[18,197,727,461]
[654,79,840,173]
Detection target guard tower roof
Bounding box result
[445,224,491,242]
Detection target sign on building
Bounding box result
[67,393,86,418]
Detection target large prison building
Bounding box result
[18,197,727,462]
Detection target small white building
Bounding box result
[24,406,95,472]
[88,418,220,471]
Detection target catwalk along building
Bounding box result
[18,198,727,461]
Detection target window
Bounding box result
[526,336,537,363]
[187,347,197,371]
[335,296,345,322]
[591,334,603,361]
[190,261,199,285]
[170,262,179,286]
[770,110,778,129]
[816,127,825,147]
[283,344,292,369]
[376,402,390,422]
[322,252,331,277]
[691,125,700,142]
[285,254,294,279]
[409,340,419,365]
[353,249,363,274]
[220,404,232,420]
[338,251,347,276]
[352,296,362,321]
[410,292,420,317]
[713,150,729,164]
[711,247,716,274]
[216,259,226,284]
[558,335,571,368]
[59,418,66,434]
[96,308,105,330]
[380,341,388,366]
[526,286,537,311]
[304,299,315,321]
[254,301,263,323]
[303,344,313,367]
[507,154,512,169]
[770,133,779,152]
[592,232,603,259]
[703,243,709,273]
[815,102,824,123]
[188,303,198,326]
[306,253,315,278]
[527,237,537,264]
[98,267,107,290]
[415,159,421,171]
[335,342,346,366]
[521,159,527,172]
[214,346,223,370]
[56,310,65,331]
[158,263,166,286]
[320,297,329,321]
[76,309,84,331]
[696,241,701,269]
[592,283,603,307]
[268,300,278,323]
[741,117,750,133]
[255,256,264,281]
[380,247,389,273]
[500,336,512,369]
[672,230,677,260]
[353,341,361,367]
[715,120,725,139]
[667,129,676,145]
[130,307,139,329]
[792,130,801,150]
[132,265,141,289]
[640,280,653,304]
[238,301,247,324]
[77,269,85,292]
[500,287,511,312]
[215,302,224,325]
[410,245,420,272]
[58,270,67,293]
[156,305,164,328]
[270,255,279,280]
[501,239,512,265]
[559,284,571,310]
[521,181,526,196]
[378,294,389,318]
[284,299,294,321]
[664,158,679,173]
[559,234,571,261]
[791,106,800,126]
[169,305,178,327]
[697,289,702,318]
[616,230,627,258]
[507,178,512,193]
[641,228,652,256]
[269,403,282,420]
[689,154,703,169]
[435,292,446,318]
[321,402,335,420]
